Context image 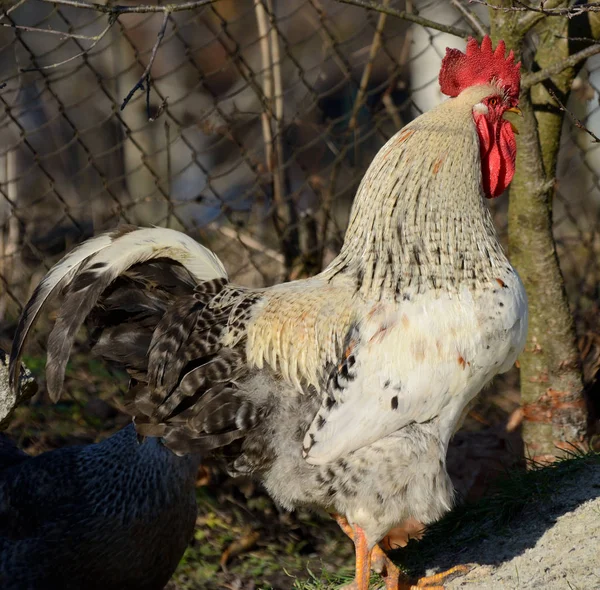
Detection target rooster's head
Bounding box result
[439,35,521,199]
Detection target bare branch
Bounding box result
[469,0,566,33]
[522,43,600,90]
[380,19,412,129]
[39,0,220,15]
[348,0,389,130]
[208,223,285,267]
[335,0,473,39]
[450,0,488,37]
[547,87,600,143]
[120,11,169,112]
[20,16,116,72]
[1,22,103,40]
[6,0,220,112]
[554,35,600,43]
[525,0,565,33]
[254,0,277,231]
[469,0,600,18]
[266,0,299,265]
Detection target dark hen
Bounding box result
[0,424,199,590]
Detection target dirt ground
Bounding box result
[426,463,600,590]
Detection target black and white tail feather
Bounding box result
[8,226,264,456]
[10,225,227,399]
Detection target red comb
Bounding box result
[439,35,520,104]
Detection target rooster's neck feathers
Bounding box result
[324,85,509,300]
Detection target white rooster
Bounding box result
[11,36,527,589]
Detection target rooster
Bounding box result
[10,36,527,589]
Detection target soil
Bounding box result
[428,463,600,590]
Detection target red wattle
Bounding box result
[474,115,517,199]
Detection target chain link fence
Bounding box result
[0,0,599,358]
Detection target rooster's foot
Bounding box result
[410,565,471,588]
[332,514,468,590]
[370,544,447,590]
[370,543,404,589]
[333,514,401,590]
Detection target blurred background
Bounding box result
[0,1,599,587]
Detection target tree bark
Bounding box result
[0,349,37,430]
[490,1,588,462]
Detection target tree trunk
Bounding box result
[490,2,587,462]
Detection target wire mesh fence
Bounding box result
[0,0,599,347]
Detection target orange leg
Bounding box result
[333,514,371,590]
[353,525,372,590]
[334,514,396,589]
[333,513,354,538]
[332,514,468,590]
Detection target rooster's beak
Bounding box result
[504,106,522,134]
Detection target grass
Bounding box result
[168,480,359,590]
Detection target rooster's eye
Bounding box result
[488,96,499,108]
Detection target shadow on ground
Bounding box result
[398,454,600,588]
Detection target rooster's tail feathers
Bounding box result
[10,225,228,400]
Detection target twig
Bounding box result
[547,87,600,143]
[254,0,278,234]
[382,85,403,128]
[120,11,169,112]
[348,0,389,130]
[164,120,172,227]
[469,0,600,17]
[523,0,565,33]
[0,150,20,323]
[1,22,105,40]
[39,0,220,15]
[266,0,299,269]
[450,0,488,37]
[254,0,294,271]
[553,36,600,43]
[254,0,273,163]
[522,43,600,90]
[254,0,298,273]
[20,16,116,72]
[381,14,412,130]
[268,1,283,128]
[207,223,285,266]
[335,0,473,39]
[7,0,220,113]
[308,0,356,93]
[469,0,565,33]
[467,0,540,11]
